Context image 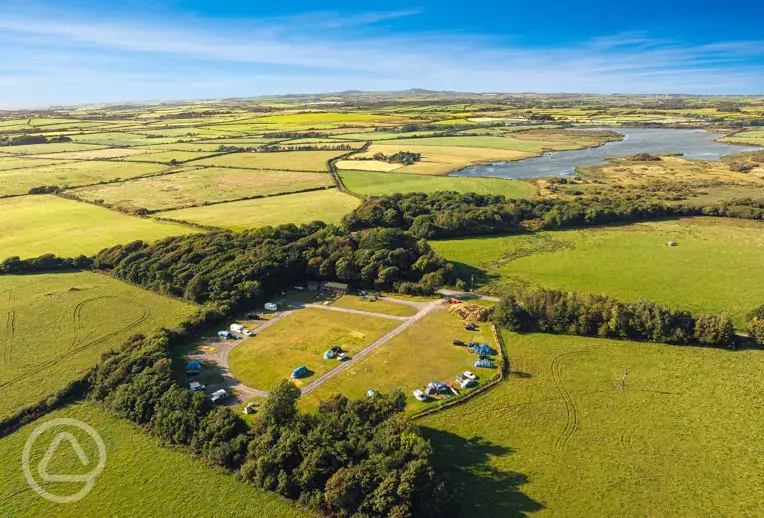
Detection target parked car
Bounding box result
[413,389,427,402]
[329,345,342,354]
[463,371,478,381]
[242,329,253,336]
[210,389,228,403]
[337,352,347,361]
[465,323,478,331]
[189,381,205,391]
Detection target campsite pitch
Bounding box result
[228,308,400,391]
[299,308,498,410]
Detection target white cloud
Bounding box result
[0,3,761,107]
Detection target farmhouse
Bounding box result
[321,281,349,294]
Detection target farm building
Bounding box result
[185,360,201,375]
[321,281,349,294]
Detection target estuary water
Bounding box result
[451,128,762,179]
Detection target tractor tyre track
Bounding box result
[0,298,151,392]
[552,351,585,453]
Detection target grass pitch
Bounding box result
[339,170,536,197]
[299,307,498,409]
[420,331,764,517]
[430,217,764,326]
[228,308,400,391]
[0,403,311,517]
[157,189,359,229]
[0,195,198,259]
[331,295,419,317]
[0,272,195,419]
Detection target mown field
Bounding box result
[0,196,198,259]
[299,307,497,410]
[71,168,334,211]
[229,308,400,390]
[340,170,536,197]
[157,189,359,229]
[0,160,168,196]
[192,150,346,171]
[0,272,195,419]
[431,217,764,326]
[331,295,419,317]
[0,403,311,517]
[420,331,764,517]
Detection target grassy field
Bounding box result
[718,129,764,146]
[0,403,311,517]
[420,331,764,517]
[119,150,221,164]
[0,195,198,259]
[0,272,195,419]
[29,148,158,160]
[299,307,497,409]
[331,295,419,317]
[0,157,74,170]
[157,189,359,229]
[71,168,334,211]
[0,143,107,155]
[229,308,400,390]
[347,144,535,175]
[340,170,536,197]
[0,160,168,196]
[431,217,764,326]
[192,150,346,171]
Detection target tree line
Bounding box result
[493,287,737,348]
[92,222,454,306]
[0,134,72,146]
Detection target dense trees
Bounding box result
[343,191,701,238]
[493,287,737,348]
[93,222,454,305]
[371,151,422,165]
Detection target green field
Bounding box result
[192,150,346,171]
[119,150,221,163]
[157,189,358,229]
[0,403,311,517]
[0,143,107,155]
[71,168,334,211]
[0,157,74,171]
[0,272,195,419]
[299,308,497,409]
[0,195,198,259]
[331,295,419,317]
[430,217,764,326]
[0,160,168,196]
[229,308,400,390]
[340,170,536,197]
[420,331,764,516]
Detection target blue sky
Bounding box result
[1,0,763,107]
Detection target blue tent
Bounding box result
[475,344,496,356]
[475,359,494,369]
[186,360,201,373]
[218,330,233,339]
[367,389,378,398]
[291,366,308,379]
[323,349,336,360]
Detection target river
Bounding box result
[451,128,762,180]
